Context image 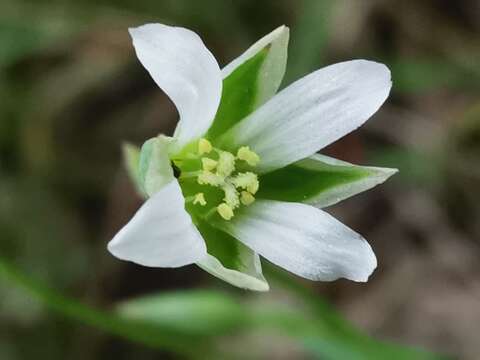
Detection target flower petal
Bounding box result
[196,220,269,291]
[213,200,377,282]
[207,26,289,139]
[219,60,392,173]
[257,153,398,207]
[129,24,222,153]
[108,180,207,267]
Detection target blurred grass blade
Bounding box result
[117,290,249,336]
[390,58,480,94]
[285,0,336,84]
[0,257,212,358]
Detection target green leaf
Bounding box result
[117,282,446,360]
[196,220,269,291]
[0,258,211,357]
[207,26,289,139]
[116,290,248,337]
[257,154,397,207]
[138,135,174,197]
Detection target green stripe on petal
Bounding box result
[139,135,174,197]
[207,26,289,139]
[257,153,398,208]
[196,220,269,292]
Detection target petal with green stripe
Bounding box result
[207,26,289,139]
[257,153,397,208]
[196,220,269,291]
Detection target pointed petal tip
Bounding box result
[275,24,289,33]
[369,166,399,184]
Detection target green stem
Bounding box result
[0,257,210,358]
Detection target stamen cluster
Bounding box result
[192,138,260,220]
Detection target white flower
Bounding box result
[108,23,396,291]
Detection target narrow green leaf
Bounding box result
[117,290,248,336]
[207,26,289,139]
[257,154,397,207]
[196,220,269,291]
[285,0,336,83]
[0,257,210,357]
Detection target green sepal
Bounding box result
[196,220,269,292]
[257,153,398,208]
[207,26,289,139]
[138,135,174,197]
[122,142,144,196]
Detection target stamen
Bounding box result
[231,172,259,194]
[197,170,224,186]
[198,138,212,155]
[217,151,236,177]
[237,146,260,167]
[217,203,234,220]
[240,191,255,206]
[182,142,260,220]
[222,182,240,209]
[193,193,207,206]
[201,157,217,171]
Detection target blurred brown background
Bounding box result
[1,0,480,359]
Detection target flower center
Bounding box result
[178,138,260,221]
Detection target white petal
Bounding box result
[108,180,207,267]
[129,24,222,153]
[215,200,377,282]
[220,60,391,173]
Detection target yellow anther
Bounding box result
[231,172,259,194]
[237,146,260,167]
[198,138,212,155]
[217,203,234,220]
[197,170,224,187]
[240,191,255,206]
[247,179,259,194]
[217,151,236,177]
[201,158,217,171]
[223,183,240,209]
[193,193,207,206]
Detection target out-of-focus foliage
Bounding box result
[1,0,479,359]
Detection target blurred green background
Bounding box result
[1,0,480,359]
